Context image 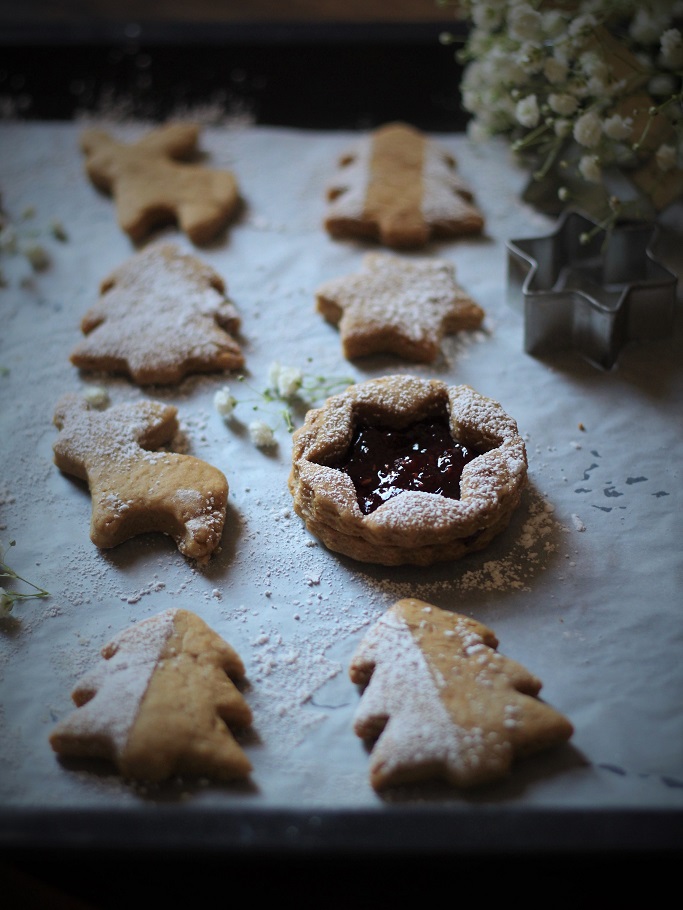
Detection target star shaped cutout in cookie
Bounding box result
[507,210,677,370]
[315,253,484,362]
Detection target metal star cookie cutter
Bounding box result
[506,209,677,370]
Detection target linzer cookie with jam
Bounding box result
[288,375,527,566]
[324,122,485,249]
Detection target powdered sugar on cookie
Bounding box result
[70,243,244,385]
[316,252,484,362]
[350,598,573,789]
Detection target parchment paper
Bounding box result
[1,122,681,849]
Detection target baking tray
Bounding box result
[1,27,682,888]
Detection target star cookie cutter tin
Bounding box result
[506,209,677,370]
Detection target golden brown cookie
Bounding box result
[288,375,527,566]
[350,598,573,789]
[80,122,241,244]
[70,242,244,385]
[324,122,484,249]
[316,252,484,362]
[53,393,228,561]
[50,608,253,782]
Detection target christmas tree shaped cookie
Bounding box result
[70,243,244,385]
[350,598,573,789]
[324,121,485,249]
[80,121,241,244]
[50,609,253,782]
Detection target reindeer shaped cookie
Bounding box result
[53,393,228,561]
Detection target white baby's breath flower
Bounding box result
[602,114,633,141]
[579,154,602,183]
[249,420,276,448]
[649,72,677,97]
[549,93,579,116]
[554,118,572,138]
[213,386,237,417]
[0,587,12,618]
[542,9,569,40]
[569,14,598,41]
[516,94,540,128]
[277,365,303,398]
[573,110,602,148]
[544,56,568,84]
[472,4,504,30]
[83,385,110,409]
[630,9,670,46]
[656,143,677,171]
[508,3,543,43]
[661,28,683,68]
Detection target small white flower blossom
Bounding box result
[0,587,12,618]
[549,93,579,116]
[630,9,670,45]
[544,56,568,84]
[569,14,598,40]
[508,4,543,43]
[573,110,603,148]
[249,420,276,448]
[579,154,602,183]
[516,94,540,128]
[656,143,677,171]
[83,385,110,409]
[602,114,633,141]
[268,361,303,398]
[277,366,303,398]
[214,386,238,417]
[554,119,572,138]
[661,29,683,68]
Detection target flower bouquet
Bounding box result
[441,1,683,228]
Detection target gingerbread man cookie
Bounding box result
[80,122,241,244]
[53,393,228,561]
[50,608,253,782]
[350,598,573,790]
[316,252,484,362]
[324,122,484,249]
[70,243,244,385]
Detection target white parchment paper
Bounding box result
[0,123,681,844]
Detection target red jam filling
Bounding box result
[336,418,484,515]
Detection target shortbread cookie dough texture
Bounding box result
[50,609,253,782]
[350,599,573,789]
[324,121,485,248]
[80,122,242,244]
[53,394,228,561]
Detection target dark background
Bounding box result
[0,0,469,129]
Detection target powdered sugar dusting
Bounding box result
[351,603,510,786]
[50,608,176,755]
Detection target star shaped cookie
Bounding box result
[315,252,484,362]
